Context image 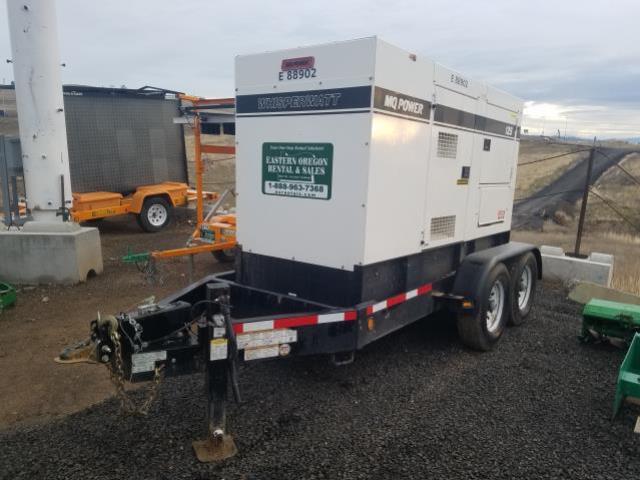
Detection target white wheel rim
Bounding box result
[517,265,533,311]
[486,280,505,333]
[147,204,167,227]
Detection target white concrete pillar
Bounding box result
[7,0,72,221]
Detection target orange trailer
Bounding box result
[121,95,238,267]
[71,182,218,232]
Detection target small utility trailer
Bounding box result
[74,38,541,462]
[70,181,198,232]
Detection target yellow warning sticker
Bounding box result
[210,338,228,361]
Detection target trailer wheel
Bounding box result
[137,197,172,233]
[212,249,235,263]
[457,263,511,351]
[509,252,538,326]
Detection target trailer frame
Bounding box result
[81,233,540,462]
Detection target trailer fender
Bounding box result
[451,242,541,312]
[130,191,174,213]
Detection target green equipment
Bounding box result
[613,333,640,418]
[122,249,152,264]
[0,282,16,311]
[580,299,640,344]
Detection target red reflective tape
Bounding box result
[386,292,407,309]
[365,282,433,316]
[274,315,318,329]
[232,310,358,334]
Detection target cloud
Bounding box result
[0,0,638,137]
[523,101,640,138]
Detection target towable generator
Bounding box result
[68,38,541,461]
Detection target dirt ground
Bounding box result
[0,208,228,428]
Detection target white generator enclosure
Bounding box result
[235,37,523,272]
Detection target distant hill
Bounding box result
[521,135,640,148]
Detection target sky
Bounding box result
[1,0,639,139]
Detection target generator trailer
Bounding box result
[63,38,541,462]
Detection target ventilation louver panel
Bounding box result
[430,215,456,240]
[437,132,458,159]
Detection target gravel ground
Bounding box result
[1,282,639,479]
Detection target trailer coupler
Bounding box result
[54,313,119,364]
[54,338,97,364]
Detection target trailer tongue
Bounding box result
[59,37,541,462]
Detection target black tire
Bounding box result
[508,252,538,326]
[212,248,235,263]
[136,196,172,233]
[457,262,511,351]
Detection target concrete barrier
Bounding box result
[0,222,103,285]
[540,245,613,287]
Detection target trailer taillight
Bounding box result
[367,317,375,332]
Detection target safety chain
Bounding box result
[107,326,164,416]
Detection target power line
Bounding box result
[514,188,583,203]
[615,163,640,187]
[518,148,592,167]
[588,187,640,233]
[594,148,640,187]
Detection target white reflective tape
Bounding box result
[317,313,344,324]
[406,289,418,299]
[372,302,386,314]
[242,320,274,332]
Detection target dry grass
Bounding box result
[611,274,640,297]
[586,153,640,232]
[512,229,640,296]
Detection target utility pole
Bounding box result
[7,0,73,220]
[0,0,103,285]
[573,143,596,257]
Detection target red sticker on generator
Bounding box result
[281,56,315,71]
